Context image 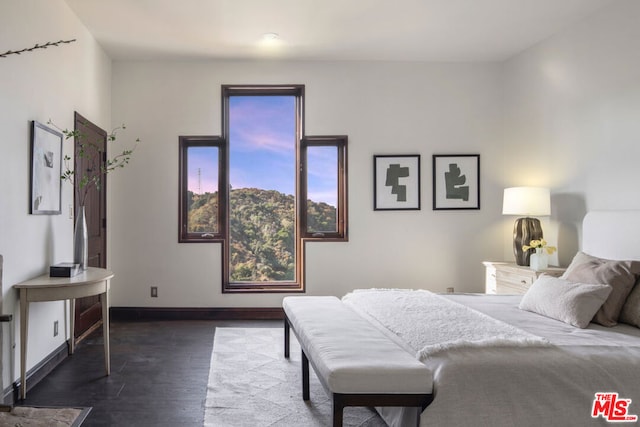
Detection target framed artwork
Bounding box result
[432,154,480,210]
[373,155,420,210]
[30,121,63,215]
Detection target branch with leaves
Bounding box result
[1,39,77,58]
[48,120,140,206]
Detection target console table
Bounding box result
[14,267,114,400]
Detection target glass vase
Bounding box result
[530,248,548,271]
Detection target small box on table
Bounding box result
[49,263,81,277]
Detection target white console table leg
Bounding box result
[69,298,76,354]
[19,290,28,401]
[102,288,110,375]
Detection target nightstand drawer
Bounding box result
[495,277,531,294]
[496,269,536,288]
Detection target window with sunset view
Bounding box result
[179,85,347,293]
[228,93,298,283]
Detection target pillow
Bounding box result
[619,279,640,327]
[519,275,612,328]
[561,252,640,326]
[561,251,594,278]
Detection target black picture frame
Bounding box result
[373,155,421,210]
[432,154,480,210]
[30,121,63,215]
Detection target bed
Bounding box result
[340,211,640,427]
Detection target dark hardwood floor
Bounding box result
[19,319,280,426]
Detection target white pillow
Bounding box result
[519,275,612,328]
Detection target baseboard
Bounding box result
[3,342,68,405]
[110,306,285,321]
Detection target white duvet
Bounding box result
[342,290,640,427]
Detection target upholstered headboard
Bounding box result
[582,211,640,261]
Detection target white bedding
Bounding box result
[343,290,640,427]
[447,293,640,346]
[343,289,549,360]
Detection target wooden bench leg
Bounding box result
[284,316,290,358]
[302,349,310,401]
[333,395,344,427]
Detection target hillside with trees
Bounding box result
[188,188,336,281]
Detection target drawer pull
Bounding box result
[521,280,527,284]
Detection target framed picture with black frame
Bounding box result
[30,121,63,215]
[432,154,480,210]
[373,154,421,210]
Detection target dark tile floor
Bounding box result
[19,319,280,426]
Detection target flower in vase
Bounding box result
[522,239,557,255]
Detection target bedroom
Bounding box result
[1,0,640,425]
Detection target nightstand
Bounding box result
[483,261,566,295]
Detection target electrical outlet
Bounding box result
[151,286,158,298]
[68,204,74,219]
[54,320,59,337]
[446,287,455,294]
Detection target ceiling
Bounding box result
[64,0,614,62]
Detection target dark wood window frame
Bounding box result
[300,135,348,241]
[222,85,305,293]
[178,85,348,294]
[178,135,226,243]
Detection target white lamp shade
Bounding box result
[502,187,550,216]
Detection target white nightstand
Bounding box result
[483,261,566,295]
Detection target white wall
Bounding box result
[110,60,505,308]
[501,0,640,265]
[0,0,111,390]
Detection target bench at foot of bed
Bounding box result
[283,296,433,427]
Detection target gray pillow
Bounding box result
[619,279,640,327]
[561,251,594,278]
[519,275,612,328]
[562,252,640,326]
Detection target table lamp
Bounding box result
[502,187,550,266]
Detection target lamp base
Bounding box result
[513,217,543,266]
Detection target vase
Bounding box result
[73,206,88,270]
[530,248,548,271]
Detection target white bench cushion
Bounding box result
[283,296,433,394]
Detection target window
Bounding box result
[178,136,226,242]
[179,85,347,293]
[223,85,303,291]
[301,136,348,240]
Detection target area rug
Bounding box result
[204,327,386,427]
[0,406,90,427]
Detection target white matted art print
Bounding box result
[373,155,420,210]
[30,121,63,215]
[432,154,480,210]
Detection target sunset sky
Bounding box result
[187,95,337,207]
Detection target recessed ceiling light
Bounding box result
[262,32,280,42]
[259,32,283,51]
